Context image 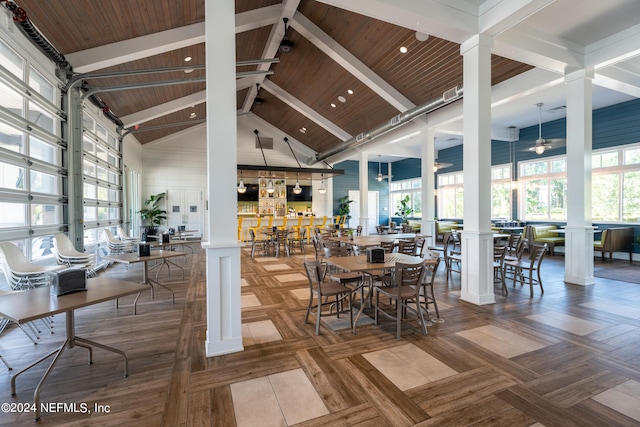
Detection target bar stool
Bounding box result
[278,216,288,230]
[247,216,263,240]
[291,215,304,239]
[237,216,244,241]
[304,216,315,243]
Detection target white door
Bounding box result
[167,189,204,236]
[348,190,379,234]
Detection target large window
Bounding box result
[437,165,512,220]
[519,156,567,221]
[437,172,463,219]
[592,145,640,223]
[81,112,122,250]
[0,37,63,265]
[390,178,422,219]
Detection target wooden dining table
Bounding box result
[324,253,437,334]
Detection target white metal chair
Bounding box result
[0,242,65,290]
[0,243,64,343]
[52,233,98,277]
[103,228,134,254]
[117,225,140,244]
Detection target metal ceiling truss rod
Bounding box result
[65,60,277,92]
[309,86,464,164]
[80,77,207,100]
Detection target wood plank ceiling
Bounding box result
[15,0,531,151]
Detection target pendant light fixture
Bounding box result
[293,172,302,194]
[237,170,247,194]
[266,172,275,194]
[376,155,384,182]
[318,173,327,194]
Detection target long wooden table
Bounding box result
[324,253,436,334]
[104,250,186,311]
[0,278,143,421]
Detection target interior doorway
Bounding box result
[348,190,379,234]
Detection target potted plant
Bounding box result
[337,196,353,226]
[139,192,167,240]
[395,195,414,223]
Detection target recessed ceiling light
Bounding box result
[299,128,306,134]
[184,56,192,62]
[347,89,353,95]
[338,96,346,103]
[399,46,408,54]
[190,112,197,118]
[331,103,336,108]
[184,68,194,74]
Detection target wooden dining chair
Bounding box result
[503,243,548,297]
[303,260,353,335]
[373,260,429,339]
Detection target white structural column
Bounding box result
[460,34,495,305]
[564,69,595,286]
[203,0,244,356]
[359,151,370,235]
[420,128,436,247]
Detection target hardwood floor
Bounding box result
[2,246,640,426]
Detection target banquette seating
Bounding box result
[435,221,459,241]
[525,225,565,256]
[594,227,634,262]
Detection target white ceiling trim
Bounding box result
[594,67,640,98]
[585,23,640,70]
[478,0,555,37]
[315,0,477,44]
[261,79,352,141]
[235,4,282,33]
[66,22,205,73]
[142,121,206,148]
[121,90,206,127]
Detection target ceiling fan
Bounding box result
[375,155,392,181]
[526,102,566,155]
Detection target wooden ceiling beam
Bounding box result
[121,90,206,127]
[66,22,205,73]
[260,80,351,141]
[291,11,427,125]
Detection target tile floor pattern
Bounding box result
[6,250,640,425]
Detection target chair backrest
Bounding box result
[249,229,258,242]
[53,232,79,255]
[379,240,395,253]
[0,242,33,274]
[303,260,326,289]
[103,228,119,244]
[356,225,363,236]
[414,235,426,256]
[323,245,350,258]
[393,261,427,290]
[529,243,548,266]
[117,225,130,239]
[376,225,384,235]
[493,245,507,265]
[321,239,341,249]
[424,257,441,285]
[398,239,417,255]
[401,223,412,233]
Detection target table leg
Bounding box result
[352,275,374,335]
[11,310,129,421]
[144,260,175,304]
